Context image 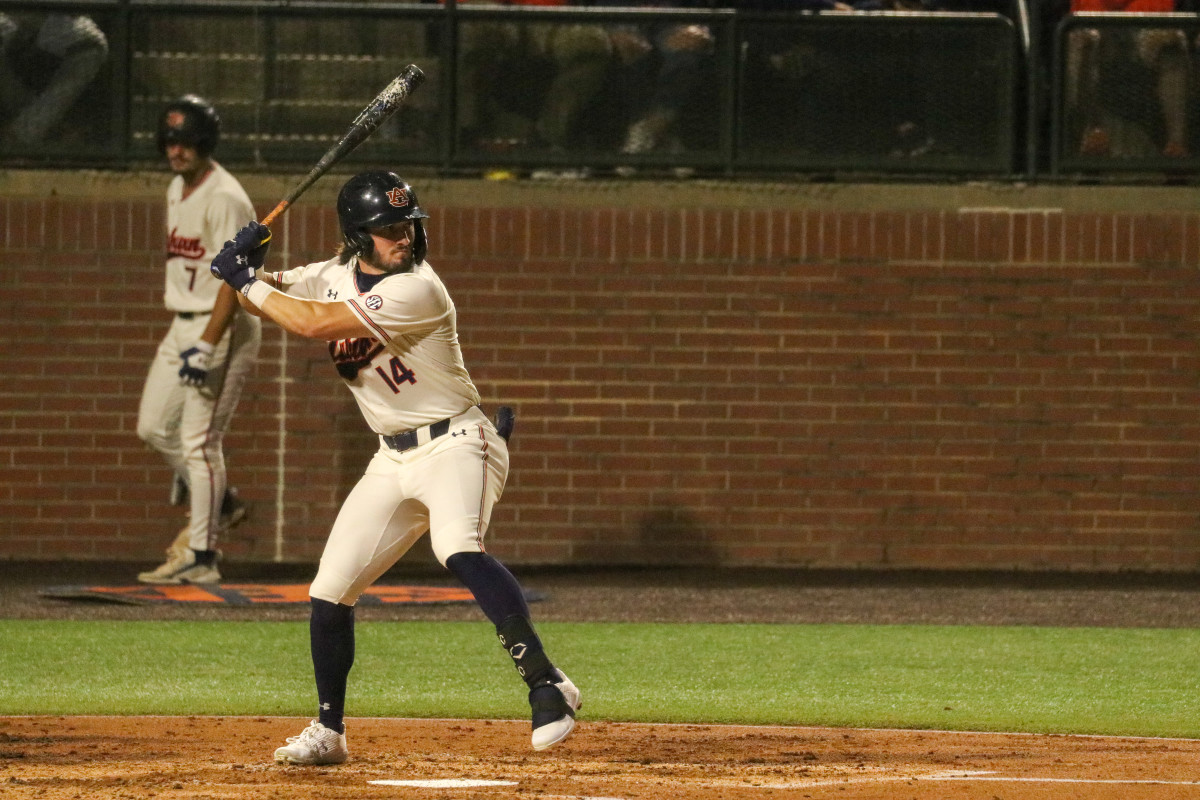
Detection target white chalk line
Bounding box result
[369,784,622,800]
[366,770,1200,794]
[370,779,517,788]
[935,774,1200,786]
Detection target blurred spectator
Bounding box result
[527,21,615,176]
[1065,0,1189,157]
[737,0,964,160]
[614,23,715,175]
[590,0,719,177]
[0,13,108,147]
[456,0,613,175]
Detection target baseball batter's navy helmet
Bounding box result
[157,94,220,158]
[336,170,429,265]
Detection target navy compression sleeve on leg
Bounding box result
[446,552,556,687]
[444,551,531,625]
[310,598,355,734]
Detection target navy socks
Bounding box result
[310,597,355,734]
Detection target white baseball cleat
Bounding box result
[139,525,190,584]
[274,720,348,766]
[164,524,191,565]
[137,547,221,585]
[530,671,581,751]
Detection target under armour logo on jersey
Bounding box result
[385,187,410,208]
[327,289,338,300]
[450,428,469,438]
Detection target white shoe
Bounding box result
[137,547,221,585]
[274,721,348,765]
[165,525,190,564]
[137,528,190,584]
[531,671,581,750]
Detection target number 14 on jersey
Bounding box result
[376,356,416,393]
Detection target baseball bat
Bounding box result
[260,64,426,228]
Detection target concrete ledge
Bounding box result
[1,168,1193,213]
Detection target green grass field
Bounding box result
[3,620,1198,738]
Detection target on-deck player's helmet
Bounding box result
[156,94,220,158]
[336,170,430,265]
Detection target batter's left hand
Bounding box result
[178,341,213,387]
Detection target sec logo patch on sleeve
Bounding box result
[365,295,383,310]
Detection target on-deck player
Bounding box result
[209,170,580,764]
[136,95,261,585]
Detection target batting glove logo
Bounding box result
[365,295,383,311]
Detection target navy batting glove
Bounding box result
[210,242,255,290]
[210,221,271,290]
[240,220,272,270]
[178,341,213,387]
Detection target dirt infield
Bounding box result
[3,715,1200,800]
[5,562,1200,799]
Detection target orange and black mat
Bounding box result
[40,584,545,606]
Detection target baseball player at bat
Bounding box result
[209,171,580,764]
[135,95,260,585]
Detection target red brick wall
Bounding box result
[3,184,1199,570]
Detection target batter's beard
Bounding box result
[362,249,414,275]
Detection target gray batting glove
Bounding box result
[178,341,214,387]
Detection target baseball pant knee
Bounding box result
[431,534,484,568]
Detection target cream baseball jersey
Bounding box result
[272,257,481,434]
[164,162,255,313]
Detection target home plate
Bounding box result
[369,779,518,788]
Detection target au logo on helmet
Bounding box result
[166,111,187,130]
[385,187,409,208]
